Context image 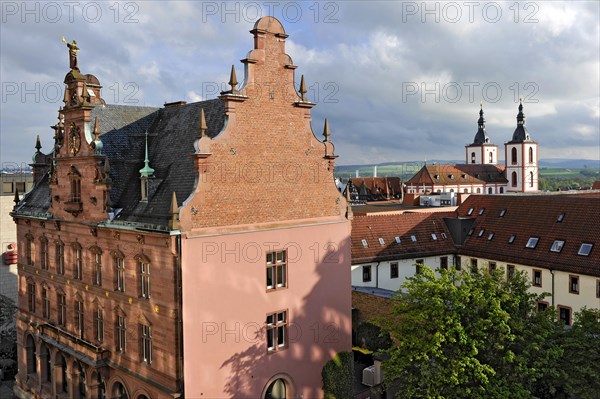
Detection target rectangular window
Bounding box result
[440,256,448,270]
[75,300,84,338]
[27,282,36,313]
[42,287,50,319]
[74,247,82,280]
[390,262,399,279]
[94,308,104,343]
[116,315,127,352]
[2,181,13,193]
[266,251,287,290]
[140,260,151,298]
[394,236,401,244]
[26,236,33,265]
[40,239,48,270]
[478,229,485,237]
[558,306,571,326]
[525,237,539,249]
[16,182,25,193]
[533,270,542,287]
[141,324,153,364]
[537,302,548,312]
[470,258,478,272]
[411,235,417,242]
[550,240,565,253]
[114,255,125,292]
[93,252,102,286]
[362,265,371,282]
[455,256,461,271]
[266,310,287,352]
[489,262,496,272]
[416,260,424,274]
[378,237,385,245]
[58,293,66,326]
[56,243,64,275]
[507,265,515,279]
[361,239,368,248]
[596,280,600,298]
[431,233,438,241]
[569,275,579,294]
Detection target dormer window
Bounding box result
[578,243,593,256]
[550,240,565,253]
[448,174,454,180]
[525,237,539,249]
[461,174,467,179]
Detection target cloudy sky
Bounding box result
[1,1,598,168]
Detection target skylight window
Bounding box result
[578,243,593,256]
[478,229,485,237]
[499,209,506,217]
[378,238,385,245]
[525,237,539,249]
[395,236,401,244]
[557,213,565,222]
[411,235,417,242]
[550,240,565,253]
[488,233,494,241]
[432,233,438,241]
[361,239,368,248]
[478,208,485,215]
[441,232,447,240]
[467,208,474,215]
[468,228,474,236]
[508,235,516,244]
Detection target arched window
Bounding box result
[511,147,517,164]
[463,188,468,193]
[530,171,534,187]
[529,147,533,163]
[90,246,103,286]
[59,354,68,393]
[471,152,476,163]
[55,239,65,275]
[511,172,517,187]
[488,187,493,194]
[42,344,52,383]
[265,379,286,399]
[78,363,87,399]
[25,334,37,375]
[25,233,34,265]
[68,166,82,203]
[476,188,481,193]
[111,381,129,399]
[94,306,104,343]
[489,152,493,163]
[135,254,151,299]
[112,250,125,292]
[500,187,504,193]
[73,242,83,280]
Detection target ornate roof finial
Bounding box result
[13,187,20,207]
[93,117,100,141]
[322,118,330,142]
[299,75,307,101]
[517,98,525,126]
[61,36,79,71]
[35,135,42,152]
[199,108,207,139]
[139,131,155,177]
[229,65,238,93]
[169,192,180,230]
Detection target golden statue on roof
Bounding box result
[61,36,79,70]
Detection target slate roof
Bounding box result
[96,100,225,228]
[351,212,457,264]
[405,164,507,186]
[15,100,225,229]
[457,194,600,276]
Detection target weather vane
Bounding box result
[61,36,79,70]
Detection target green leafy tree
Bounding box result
[322,351,354,399]
[382,267,554,398]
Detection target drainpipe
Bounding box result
[375,261,381,289]
[550,269,555,307]
[176,234,184,396]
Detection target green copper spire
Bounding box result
[139,131,154,177]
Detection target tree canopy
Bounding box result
[382,266,600,399]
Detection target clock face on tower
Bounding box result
[69,123,81,155]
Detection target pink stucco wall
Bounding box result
[182,220,351,398]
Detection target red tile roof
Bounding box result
[351,212,456,264]
[349,177,402,197]
[406,164,507,186]
[457,194,600,276]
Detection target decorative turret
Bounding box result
[30,135,50,184]
[299,75,307,102]
[139,131,154,202]
[169,192,180,230]
[322,118,330,142]
[91,117,103,155]
[465,102,498,165]
[510,99,532,142]
[228,65,238,94]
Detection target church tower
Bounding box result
[505,100,538,192]
[465,103,498,165]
